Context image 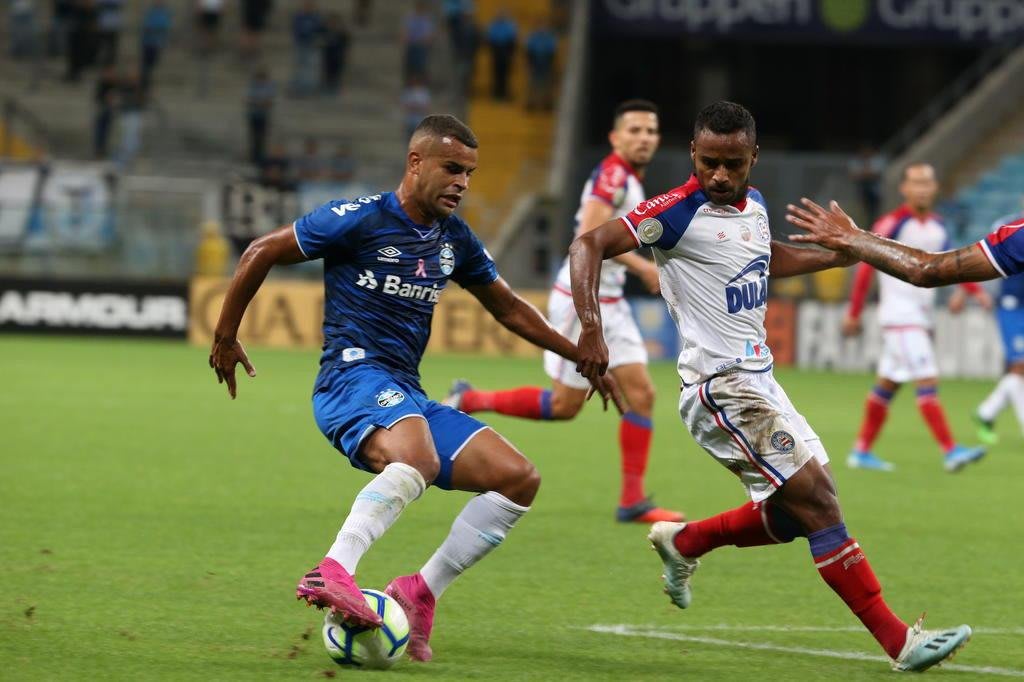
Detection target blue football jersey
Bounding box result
[293,192,498,386]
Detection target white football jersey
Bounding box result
[872,207,950,329]
[620,176,773,386]
[554,152,646,298]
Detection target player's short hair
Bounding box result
[900,162,935,182]
[613,99,659,126]
[411,114,478,149]
[693,101,757,145]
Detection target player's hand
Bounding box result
[948,289,966,314]
[585,373,626,415]
[841,314,862,337]
[575,326,609,381]
[639,264,661,295]
[209,337,256,399]
[785,198,860,251]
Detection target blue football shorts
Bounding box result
[312,362,489,489]
[998,306,1024,365]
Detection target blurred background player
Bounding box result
[976,204,1024,444]
[443,100,683,524]
[843,163,990,472]
[209,115,621,662]
[572,101,972,674]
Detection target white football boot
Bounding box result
[648,521,700,609]
[891,616,972,672]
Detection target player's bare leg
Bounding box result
[298,418,436,627]
[610,363,683,523]
[774,459,971,670]
[849,377,899,471]
[912,376,986,471]
[386,428,539,662]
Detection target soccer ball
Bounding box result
[322,589,410,669]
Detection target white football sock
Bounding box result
[327,462,426,574]
[977,374,1016,422]
[1005,374,1024,433]
[420,491,529,598]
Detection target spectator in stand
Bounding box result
[116,70,144,168]
[295,137,328,183]
[353,0,371,27]
[442,0,469,57]
[401,0,435,81]
[95,0,123,67]
[65,0,99,83]
[524,18,557,111]
[400,75,431,141]
[49,0,74,57]
[486,8,517,101]
[10,0,37,59]
[454,5,480,97]
[320,11,350,96]
[140,0,172,95]
[259,142,294,191]
[93,64,119,158]
[328,141,356,182]
[246,67,276,165]
[240,0,273,63]
[193,0,223,98]
[290,0,322,97]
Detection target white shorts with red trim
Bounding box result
[543,286,648,390]
[680,369,828,503]
[878,326,937,383]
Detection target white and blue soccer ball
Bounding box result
[322,589,410,669]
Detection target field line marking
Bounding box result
[586,624,1024,678]
[606,623,1024,636]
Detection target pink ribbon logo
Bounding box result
[415,258,427,277]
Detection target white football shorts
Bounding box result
[543,288,648,390]
[679,369,829,503]
[877,326,938,383]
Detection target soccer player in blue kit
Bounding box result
[208,115,621,662]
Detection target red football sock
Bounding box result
[916,388,955,452]
[811,527,908,659]
[461,387,552,420]
[619,413,652,507]
[855,386,892,452]
[672,501,803,558]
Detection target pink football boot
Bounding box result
[385,573,436,662]
[296,557,382,628]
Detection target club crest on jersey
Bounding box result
[376,389,405,408]
[725,256,769,314]
[637,218,663,245]
[770,430,795,453]
[755,212,771,242]
[439,244,455,276]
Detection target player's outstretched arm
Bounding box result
[769,240,856,278]
[568,218,637,380]
[786,198,998,287]
[209,225,307,398]
[466,277,625,413]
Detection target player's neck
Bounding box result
[395,184,435,226]
[906,204,931,220]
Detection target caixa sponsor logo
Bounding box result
[633,192,680,216]
[725,255,768,314]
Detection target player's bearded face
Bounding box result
[611,111,660,168]
[690,130,758,206]
[416,140,478,219]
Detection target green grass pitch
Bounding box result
[2,336,1022,680]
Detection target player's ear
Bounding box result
[751,144,759,167]
[689,140,696,164]
[408,150,422,175]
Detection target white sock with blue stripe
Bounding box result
[327,462,426,574]
[420,491,529,598]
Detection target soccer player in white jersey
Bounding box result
[843,163,991,472]
[570,101,971,673]
[444,100,683,523]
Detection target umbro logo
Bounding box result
[377,246,401,263]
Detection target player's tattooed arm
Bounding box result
[209,224,306,398]
[769,240,856,278]
[568,219,637,380]
[786,198,999,286]
[466,277,625,413]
